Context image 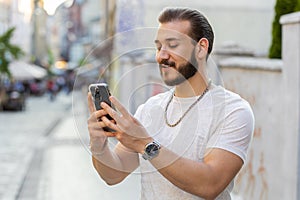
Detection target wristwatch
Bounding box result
[142,141,161,160]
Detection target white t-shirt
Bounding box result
[134,85,254,200]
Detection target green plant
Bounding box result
[269,0,300,58]
[295,0,300,10]
[47,48,54,68]
[0,27,24,79]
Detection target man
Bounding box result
[87,7,254,199]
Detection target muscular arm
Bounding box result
[148,147,243,199]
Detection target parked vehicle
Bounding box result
[2,89,26,111]
[0,81,26,111]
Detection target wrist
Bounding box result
[90,138,108,155]
[137,137,154,154]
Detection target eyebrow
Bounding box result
[154,38,180,44]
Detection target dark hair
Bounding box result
[158,7,214,55]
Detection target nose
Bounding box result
[156,48,170,63]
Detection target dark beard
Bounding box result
[160,49,198,86]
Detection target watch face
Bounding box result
[146,143,159,156]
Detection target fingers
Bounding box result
[87,92,95,114]
[101,115,121,133]
[104,131,117,137]
[110,96,131,118]
[101,101,121,121]
[88,114,117,137]
[94,109,109,120]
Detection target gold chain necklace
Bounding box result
[164,81,211,127]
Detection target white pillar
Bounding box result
[280,11,300,199]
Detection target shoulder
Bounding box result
[207,86,255,163]
[224,88,254,121]
[209,85,255,134]
[210,85,253,114]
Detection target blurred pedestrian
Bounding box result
[65,70,75,94]
[56,76,66,92]
[13,81,25,93]
[47,78,58,101]
[87,7,254,199]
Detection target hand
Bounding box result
[87,93,116,155]
[100,96,152,153]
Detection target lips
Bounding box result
[159,60,175,68]
[160,64,170,68]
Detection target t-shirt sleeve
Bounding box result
[206,101,254,163]
[134,103,145,121]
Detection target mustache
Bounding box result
[159,59,176,68]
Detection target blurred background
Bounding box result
[0,0,300,199]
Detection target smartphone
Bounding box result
[89,83,115,132]
[89,83,112,111]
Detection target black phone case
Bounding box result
[89,83,115,132]
[89,83,112,110]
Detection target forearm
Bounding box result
[92,144,139,185]
[149,148,214,198]
[92,146,126,185]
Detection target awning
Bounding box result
[9,61,47,80]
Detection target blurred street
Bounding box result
[0,93,70,200]
[0,91,140,200]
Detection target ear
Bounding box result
[196,38,209,59]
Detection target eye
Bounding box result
[169,43,178,49]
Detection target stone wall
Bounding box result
[219,12,300,200]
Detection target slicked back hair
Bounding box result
[158,7,214,56]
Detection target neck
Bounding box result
[174,72,209,98]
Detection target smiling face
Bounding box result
[155,20,198,86]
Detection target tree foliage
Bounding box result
[0,27,24,79]
[269,0,300,58]
[296,0,300,10]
